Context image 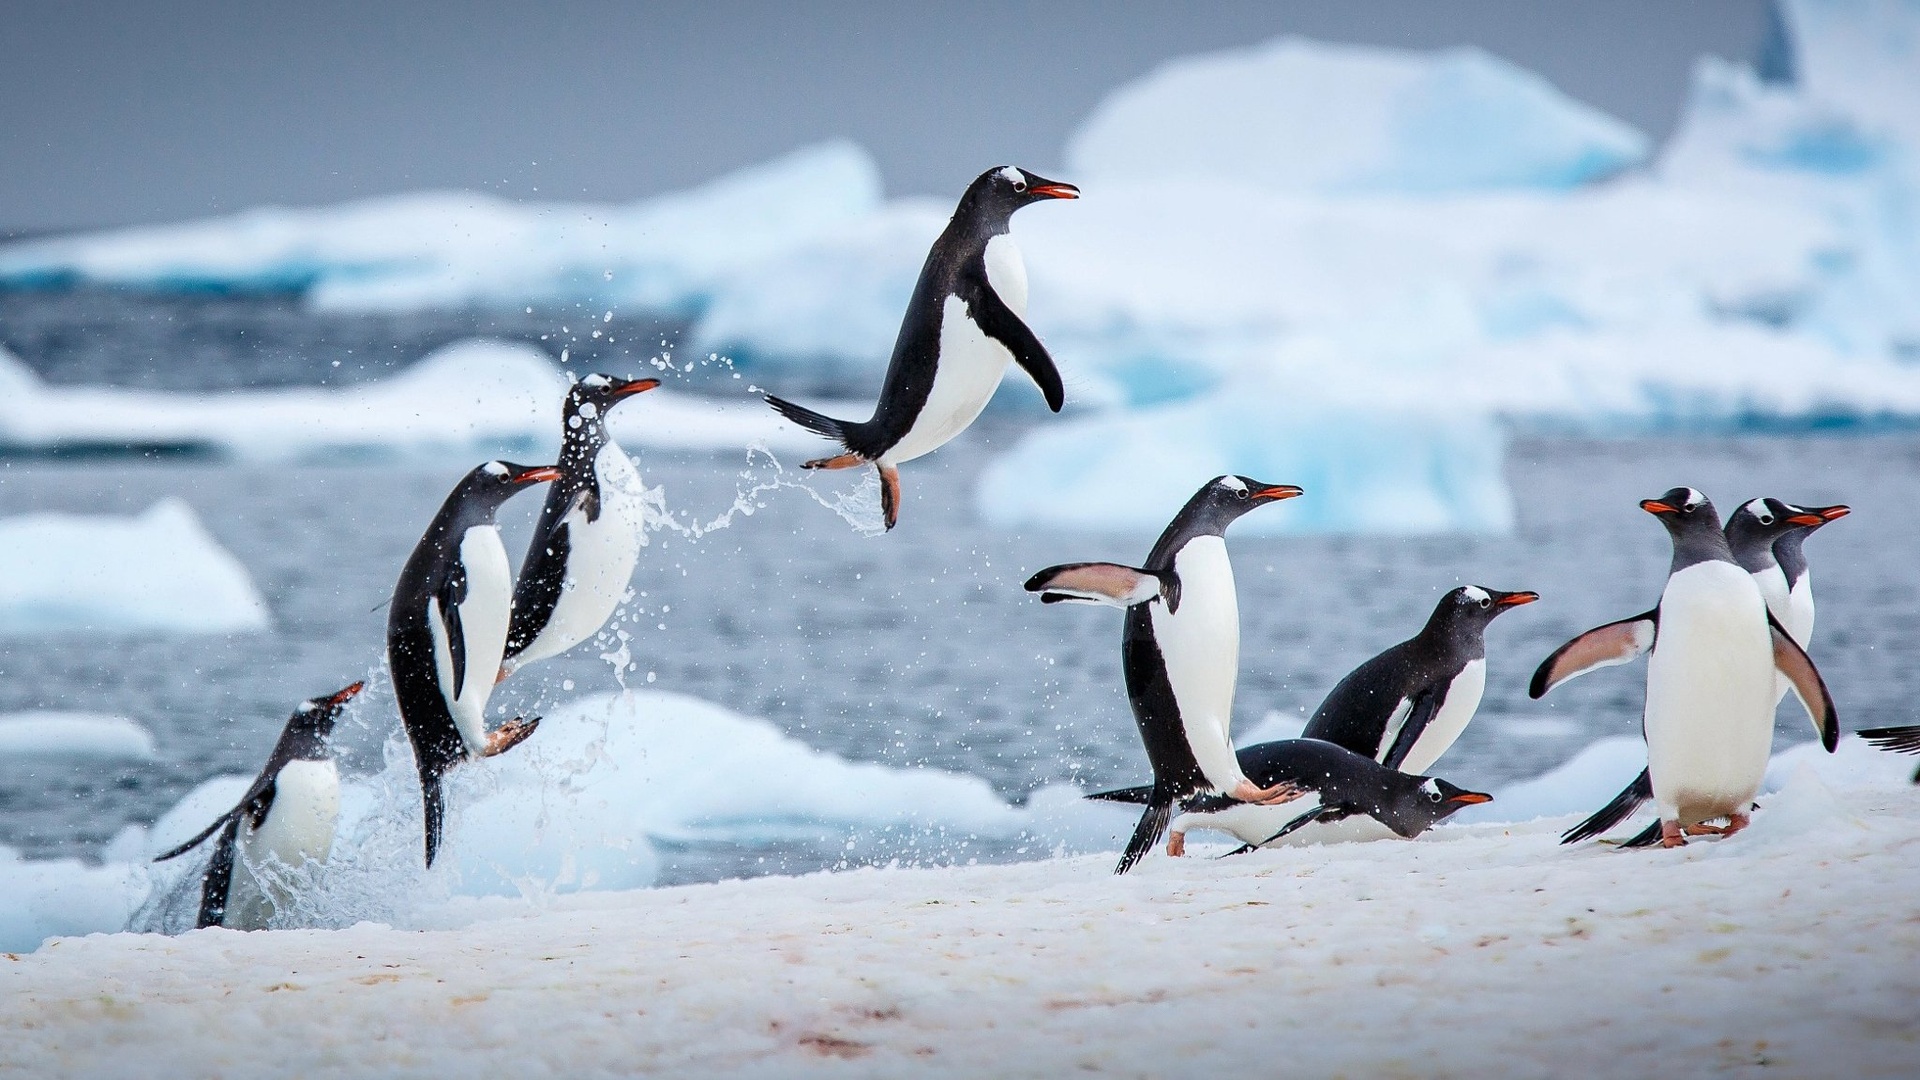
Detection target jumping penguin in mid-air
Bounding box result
[1026,475,1306,874]
[390,460,560,867]
[764,166,1077,529]
[152,681,363,929]
[501,374,660,678]
[1572,496,1845,838]
[1535,488,1837,848]
[1088,738,1491,856]
[1302,586,1537,775]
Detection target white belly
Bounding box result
[1750,564,1794,704]
[1149,537,1245,792]
[432,526,513,754]
[884,294,1011,464]
[1172,800,1400,849]
[1396,660,1486,775]
[515,444,646,666]
[1644,562,1776,824]
[228,759,339,930]
[1785,574,1815,646]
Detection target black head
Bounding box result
[278,681,363,762]
[1640,486,1733,571]
[1154,475,1302,552]
[955,166,1079,232]
[1723,497,1814,572]
[1772,500,1849,581]
[454,460,564,513]
[565,374,659,430]
[1423,585,1538,643]
[1376,774,1492,838]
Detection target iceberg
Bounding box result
[1066,37,1651,194]
[0,340,828,460]
[0,499,270,634]
[0,714,157,759]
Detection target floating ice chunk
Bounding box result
[0,714,156,759]
[976,392,1513,536]
[1067,37,1649,194]
[0,500,270,634]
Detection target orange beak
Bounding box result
[1787,513,1825,527]
[1449,792,1493,805]
[1641,500,1677,515]
[328,681,365,706]
[1497,592,1539,607]
[614,378,661,397]
[517,466,564,485]
[1256,485,1304,501]
[1030,183,1079,200]
[1819,505,1851,521]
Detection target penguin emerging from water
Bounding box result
[501,374,660,677]
[390,460,560,867]
[1089,738,1491,856]
[152,681,363,930]
[1302,586,1537,774]
[1573,497,1843,840]
[1536,488,1837,848]
[765,166,1078,530]
[1025,475,1306,874]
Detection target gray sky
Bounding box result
[1,1,1769,234]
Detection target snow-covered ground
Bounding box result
[6,740,1916,1077]
[0,499,270,633]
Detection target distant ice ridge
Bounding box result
[0,714,156,759]
[0,500,269,634]
[0,340,827,460]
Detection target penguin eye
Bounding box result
[1758,514,1773,525]
[1477,597,1492,610]
[1013,179,1027,193]
[1235,488,1249,500]
[1426,789,1443,802]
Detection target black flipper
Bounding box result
[1379,690,1443,771]
[505,516,573,662]
[423,772,447,868]
[1115,791,1173,876]
[1617,820,1665,849]
[964,278,1064,412]
[1024,562,1177,611]
[1561,767,1653,844]
[195,817,242,929]
[154,772,278,863]
[1254,803,1340,847]
[1217,844,1260,859]
[153,811,239,863]
[765,395,855,446]
[1769,613,1839,751]
[437,562,469,698]
[1858,725,1920,754]
[1084,785,1154,805]
[1530,610,1658,698]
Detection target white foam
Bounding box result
[0,500,270,634]
[0,714,156,759]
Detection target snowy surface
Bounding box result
[0,340,828,460]
[4,736,1917,1076]
[0,714,156,759]
[0,499,270,633]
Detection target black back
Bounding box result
[1223,739,1487,838]
[1302,586,1529,761]
[836,166,1070,458]
[506,375,655,661]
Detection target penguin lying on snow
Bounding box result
[1026,475,1306,875]
[153,682,363,930]
[1536,488,1837,849]
[1089,738,1491,856]
[502,374,660,678]
[1565,495,1843,843]
[390,460,560,867]
[766,166,1077,530]
[1303,585,1537,774]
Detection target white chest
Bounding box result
[885,295,1013,464]
[242,759,341,869]
[983,233,1028,316]
[1644,562,1775,820]
[431,525,513,752]
[1785,573,1816,646]
[1395,659,1486,775]
[1150,537,1245,790]
[516,443,647,666]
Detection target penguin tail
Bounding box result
[1616,819,1666,849]
[1857,724,1920,755]
[1115,793,1173,876]
[1084,784,1154,805]
[765,395,857,452]
[422,773,447,868]
[1560,767,1653,845]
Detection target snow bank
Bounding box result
[0,500,269,634]
[1066,38,1650,194]
[0,714,156,759]
[7,765,1918,1076]
[0,341,824,460]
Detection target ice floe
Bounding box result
[0,714,157,759]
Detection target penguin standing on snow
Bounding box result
[1536,488,1837,848]
[1088,738,1491,856]
[1773,500,1849,644]
[1575,496,1844,837]
[390,460,560,867]
[152,681,363,930]
[1302,586,1537,774]
[1026,475,1306,874]
[501,374,661,677]
[765,166,1077,530]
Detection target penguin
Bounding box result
[1301,586,1538,775]
[151,681,363,930]
[1025,475,1306,874]
[765,166,1078,530]
[1535,488,1837,848]
[389,460,560,867]
[1577,496,1842,839]
[1773,500,1849,645]
[1088,738,1492,856]
[501,374,661,677]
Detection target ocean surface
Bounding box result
[0,290,1910,886]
